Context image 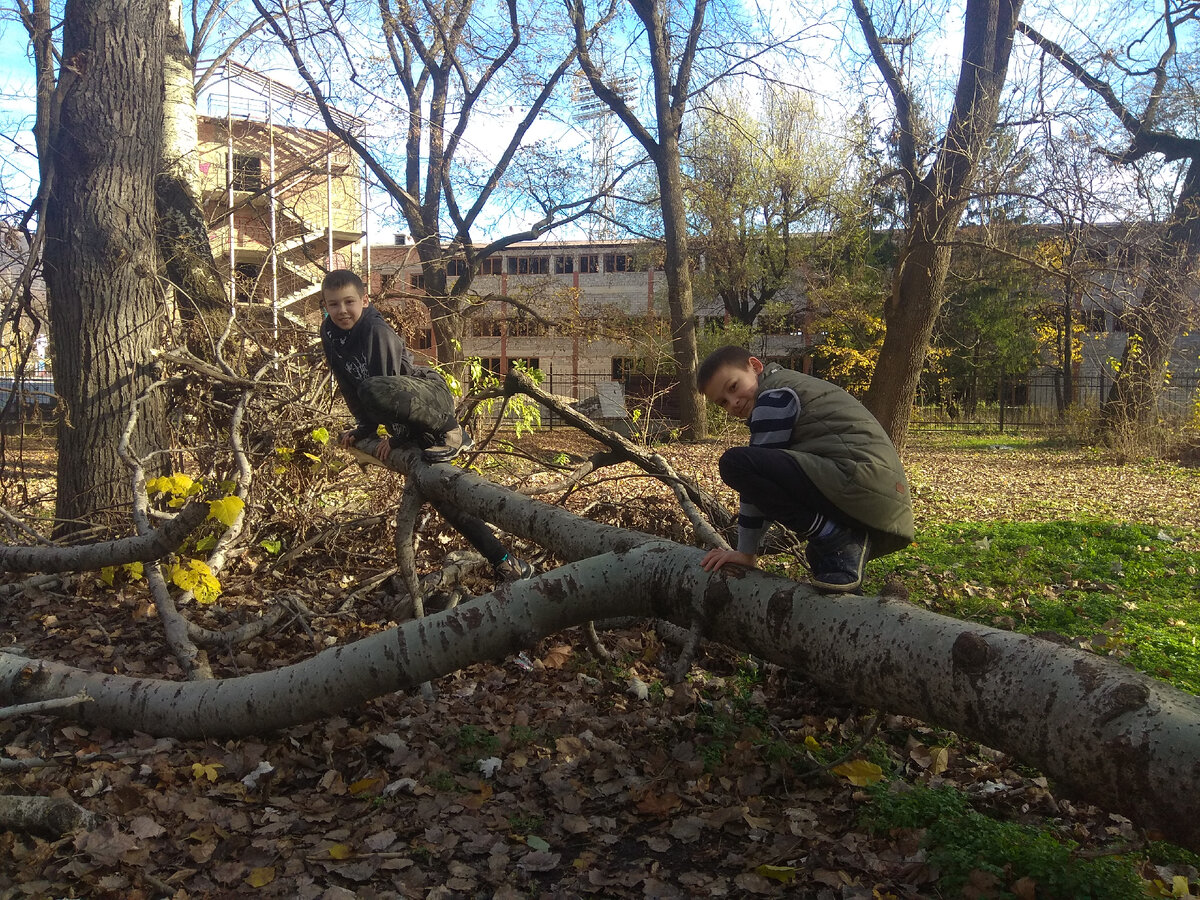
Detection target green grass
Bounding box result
[861,783,1148,898]
[866,521,1200,694]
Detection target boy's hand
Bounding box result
[338,429,358,448]
[701,548,756,572]
[374,436,392,461]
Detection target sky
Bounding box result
[0,0,1182,238]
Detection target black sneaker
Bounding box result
[494,555,534,581]
[806,527,870,593]
[422,423,474,463]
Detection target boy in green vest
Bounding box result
[696,345,913,592]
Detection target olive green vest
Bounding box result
[758,364,914,556]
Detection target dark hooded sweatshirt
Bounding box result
[321,306,415,440]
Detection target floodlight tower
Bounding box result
[573,70,636,239]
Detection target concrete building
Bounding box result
[367,237,813,394]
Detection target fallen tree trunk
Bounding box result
[2,444,1198,850]
[0,500,209,573]
[0,795,96,836]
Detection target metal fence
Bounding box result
[491,368,1199,435]
[913,373,1200,431]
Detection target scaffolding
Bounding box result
[197,60,372,327]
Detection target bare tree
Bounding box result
[853,0,1023,447]
[1018,7,1200,436]
[252,0,593,376]
[565,0,710,437]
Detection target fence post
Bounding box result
[998,369,1006,433]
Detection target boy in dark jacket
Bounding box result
[320,269,532,581]
[696,345,913,592]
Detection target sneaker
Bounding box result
[494,555,534,582]
[806,527,870,593]
[422,423,474,463]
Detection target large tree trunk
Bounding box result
[863,229,953,440]
[3,443,1200,850]
[41,0,169,534]
[156,0,228,320]
[657,136,706,439]
[858,0,1021,447]
[1102,157,1200,433]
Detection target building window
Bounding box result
[479,357,540,377]
[509,357,540,373]
[509,313,549,337]
[555,255,574,274]
[604,252,629,273]
[1080,307,1108,332]
[508,256,550,275]
[579,254,599,274]
[410,273,425,291]
[471,317,504,337]
[481,256,503,275]
[379,272,398,292]
[446,258,468,276]
[611,357,638,379]
[415,328,434,350]
[234,262,261,303]
[231,154,262,191]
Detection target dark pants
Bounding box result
[719,445,856,538]
[358,373,457,438]
[431,498,507,565]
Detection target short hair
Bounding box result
[321,269,365,296]
[697,345,753,390]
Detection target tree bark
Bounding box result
[41,0,169,533]
[3,444,1200,850]
[0,501,208,573]
[155,0,229,320]
[1102,157,1200,431]
[0,795,96,836]
[568,0,709,438]
[657,131,706,438]
[857,0,1022,446]
[1016,18,1200,435]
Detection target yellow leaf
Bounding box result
[123,561,144,581]
[348,776,383,796]
[328,844,353,860]
[166,473,195,496]
[207,496,245,527]
[831,759,884,786]
[1173,875,1192,898]
[542,644,572,668]
[145,476,172,495]
[191,762,222,782]
[167,563,193,592]
[245,866,275,887]
[193,571,222,604]
[100,566,116,587]
[930,746,950,775]
[755,865,796,885]
[804,735,821,751]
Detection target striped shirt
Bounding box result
[737,387,802,554]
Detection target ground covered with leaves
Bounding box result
[2,430,1199,899]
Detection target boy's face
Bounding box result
[702,357,764,419]
[323,284,368,330]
